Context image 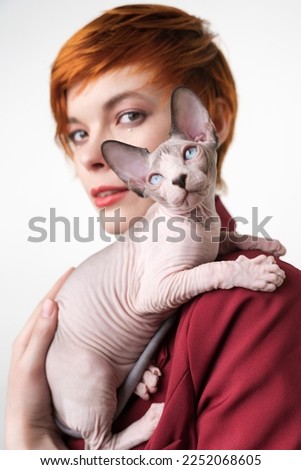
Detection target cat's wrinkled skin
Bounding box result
[46,87,286,450]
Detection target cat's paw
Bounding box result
[253,238,286,257]
[135,364,162,400]
[236,254,286,292]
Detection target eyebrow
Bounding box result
[67,117,80,124]
[102,91,147,110]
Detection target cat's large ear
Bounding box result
[170,86,218,146]
[101,140,150,197]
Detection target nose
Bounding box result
[172,173,187,189]
[77,138,106,171]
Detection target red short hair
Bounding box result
[50,4,237,190]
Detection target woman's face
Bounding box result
[66,67,172,233]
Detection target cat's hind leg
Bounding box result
[134,364,162,400]
[85,402,164,450]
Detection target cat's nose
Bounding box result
[172,174,187,189]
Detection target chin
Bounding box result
[98,199,154,236]
[104,221,130,236]
[97,208,131,236]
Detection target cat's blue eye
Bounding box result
[149,174,163,185]
[184,146,198,160]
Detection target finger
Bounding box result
[21,299,58,370]
[22,267,74,334]
[13,268,74,358]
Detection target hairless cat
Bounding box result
[46,87,286,450]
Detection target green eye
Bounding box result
[184,146,198,160]
[149,174,163,185]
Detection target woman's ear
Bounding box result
[212,98,232,146]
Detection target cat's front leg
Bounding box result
[137,254,285,313]
[166,255,285,304]
[211,254,286,292]
[218,230,286,257]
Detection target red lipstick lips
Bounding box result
[91,186,128,208]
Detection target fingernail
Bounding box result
[42,298,54,317]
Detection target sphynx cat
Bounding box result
[46,87,286,450]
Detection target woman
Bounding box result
[5,4,301,450]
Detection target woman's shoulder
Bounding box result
[174,249,301,399]
[180,249,301,335]
[167,250,301,449]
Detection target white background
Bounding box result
[1,0,300,448]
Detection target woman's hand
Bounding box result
[5,268,74,449]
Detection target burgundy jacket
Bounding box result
[67,198,301,450]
